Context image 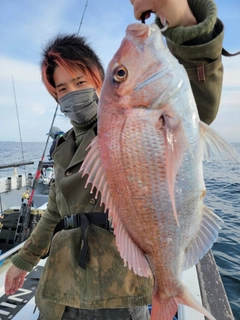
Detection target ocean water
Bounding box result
[0,141,240,319]
[203,142,240,319]
[0,141,51,179]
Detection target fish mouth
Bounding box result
[126,23,151,39]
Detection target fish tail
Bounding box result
[150,285,216,320]
[150,294,178,320]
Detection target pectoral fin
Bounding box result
[162,112,189,226]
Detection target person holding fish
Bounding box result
[4,0,229,319]
[4,34,153,320]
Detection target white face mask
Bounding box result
[59,88,98,123]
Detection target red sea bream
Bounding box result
[81,23,239,320]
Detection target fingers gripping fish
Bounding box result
[80,23,239,320]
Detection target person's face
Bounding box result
[53,66,95,100]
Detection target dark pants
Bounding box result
[62,306,150,320]
[38,306,150,320]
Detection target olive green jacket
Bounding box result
[156,0,224,125]
[12,127,153,320]
[165,19,224,125]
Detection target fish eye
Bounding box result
[113,65,128,83]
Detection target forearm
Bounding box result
[11,182,61,271]
[11,208,61,271]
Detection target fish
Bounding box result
[80,23,239,320]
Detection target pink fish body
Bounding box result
[81,23,239,320]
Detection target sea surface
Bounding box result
[0,141,240,319]
[0,141,52,178]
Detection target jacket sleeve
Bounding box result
[156,0,223,124]
[11,180,62,272]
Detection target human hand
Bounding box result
[4,265,28,295]
[130,0,197,28]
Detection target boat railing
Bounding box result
[0,161,34,170]
[0,161,54,194]
[0,161,34,192]
[0,241,25,262]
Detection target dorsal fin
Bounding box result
[80,137,152,277]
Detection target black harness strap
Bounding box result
[41,211,110,270]
[79,214,90,269]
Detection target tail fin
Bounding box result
[150,285,216,320]
[150,294,178,320]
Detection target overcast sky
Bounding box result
[0,0,239,143]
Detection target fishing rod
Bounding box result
[27,0,89,207]
[12,102,58,244]
[11,77,41,243]
[27,104,58,207]
[0,194,3,215]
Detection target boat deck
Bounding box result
[0,251,234,320]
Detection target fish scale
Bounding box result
[106,119,169,226]
[81,22,239,320]
[103,106,204,307]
